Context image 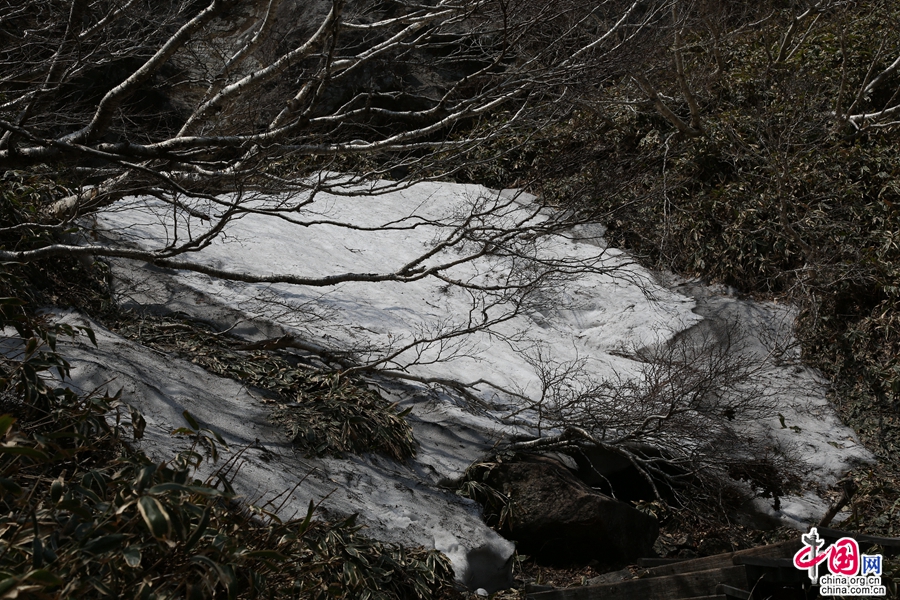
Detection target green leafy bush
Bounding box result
[454,454,518,533]
[112,314,416,460]
[0,168,111,314]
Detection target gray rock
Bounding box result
[484,455,658,565]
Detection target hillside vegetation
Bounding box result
[461,0,900,540]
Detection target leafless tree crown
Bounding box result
[0,0,667,203]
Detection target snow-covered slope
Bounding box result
[98,184,700,405]
[63,180,872,590]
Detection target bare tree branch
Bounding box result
[633,73,703,138]
[502,321,798,505]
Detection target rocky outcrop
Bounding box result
[484,454,659,565]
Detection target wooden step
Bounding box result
[733,556,807,586]
[817,526,900,550]
[524,584,556,594]
[525,565,749,600]
[634,539,800,578]
[715,584,751,600]
[638,557,691,567]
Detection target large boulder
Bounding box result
[484,454,658,565]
